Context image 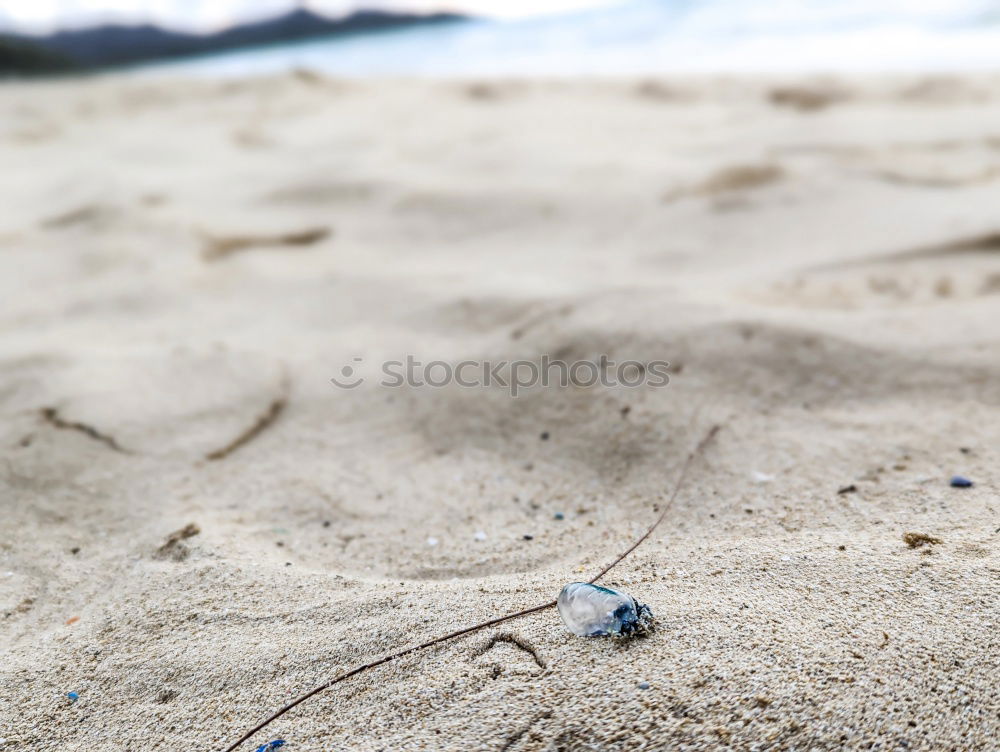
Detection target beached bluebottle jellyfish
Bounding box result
[557,583,653,637]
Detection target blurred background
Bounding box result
[3,0,1000,77]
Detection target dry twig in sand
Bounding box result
[221,424,722,751]
[155,523,201,561]
[201,226,330,261]
[903,531,943,548]
[40,406,130,454]
[205,381,289,461]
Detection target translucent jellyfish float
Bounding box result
[557,583,654,638]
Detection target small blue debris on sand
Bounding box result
[254,741,285,752]
[66,692,79,703]
[553,512,564,520]
[637,681,651,690]
[950,476,973,488]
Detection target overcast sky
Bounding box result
[1,0,618,33]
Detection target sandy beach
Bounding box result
[1,72,999,750]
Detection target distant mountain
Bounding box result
[0,35,75,75]
[0,8,468,75]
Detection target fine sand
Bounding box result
[1,73,999,751]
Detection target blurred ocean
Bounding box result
[150,0,1000,76]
